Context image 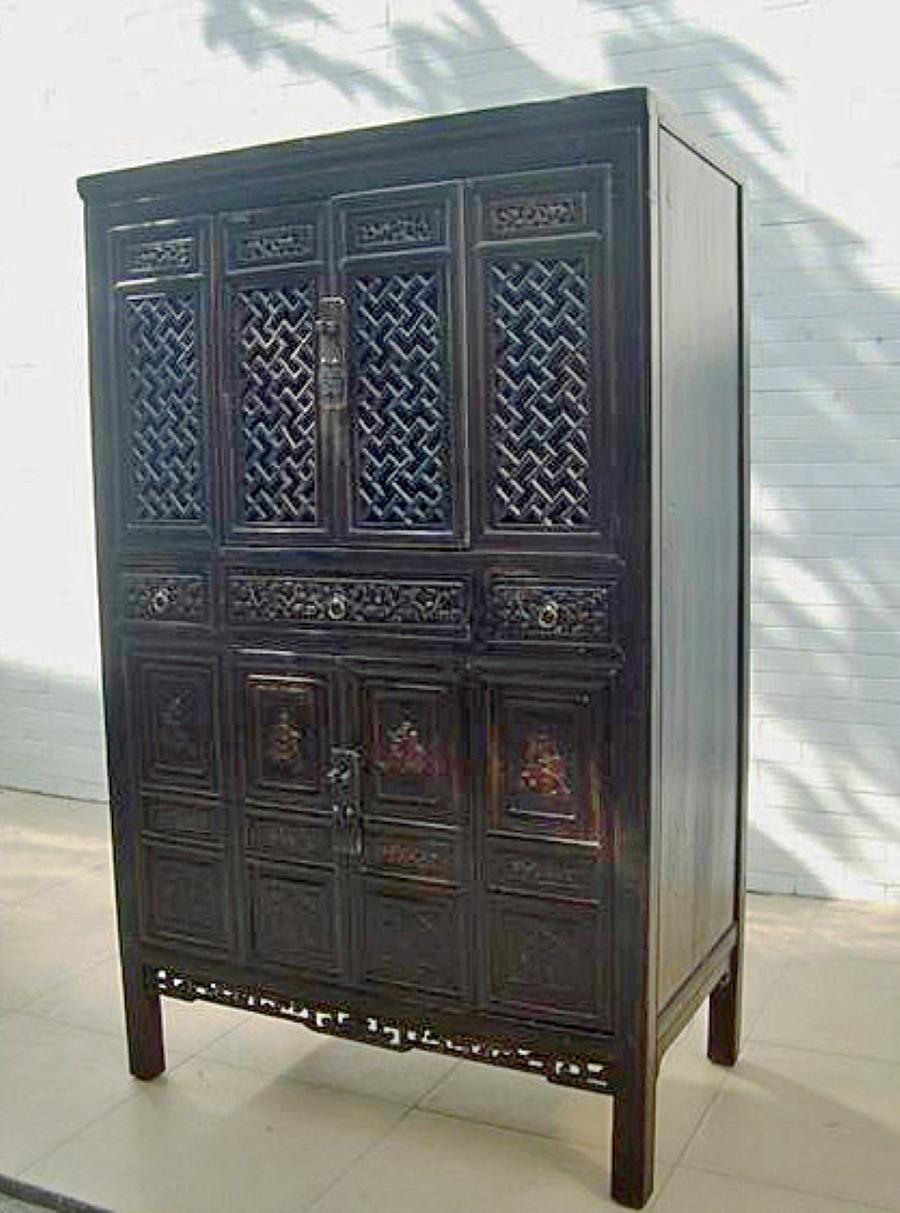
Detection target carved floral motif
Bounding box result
[487,192,587,240]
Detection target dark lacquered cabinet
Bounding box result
[78,87,747,1207]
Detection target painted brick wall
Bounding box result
[1,0,898,899]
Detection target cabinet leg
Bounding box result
[707,946,742,1066]
[611,1072,656,1208]
[122,961,165,1080]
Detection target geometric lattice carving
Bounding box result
[124,293,205,524]
[155,966,615,1092]
[488,257,592,529]
[236,284,318,525]
[351,270,453,530]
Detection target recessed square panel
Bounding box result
[249,865,339,974]
[134,657,219,792]
[487,895,606,1024]
[488,683,600,840]
[141,843,229,952]
[359,882,467,997]
[361,678,459,822]
[245,674,330,801]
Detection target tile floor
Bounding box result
[1,786,899,1213]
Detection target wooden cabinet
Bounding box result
[78,87,747,1207]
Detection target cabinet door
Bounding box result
[469,166,612,548]
[346,661,472,1000]
[333,184,466,547]
[235,652,347,980]
[221,204,331,544]
[479,671,612,1027]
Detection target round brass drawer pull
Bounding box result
[327,592,348,622]
[149,587,173,616]
[536,600,560,631]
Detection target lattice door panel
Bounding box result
[119,290,209,530]
[335,184,465,546]
[231,282,320,529]
[471,165,609,544]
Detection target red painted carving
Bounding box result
[382,719,431,777]
[520,731,571,797]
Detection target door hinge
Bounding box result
[316,296,349,412]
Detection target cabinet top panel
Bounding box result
[77,87,739,209]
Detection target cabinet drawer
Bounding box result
[121,570,211,625]
[485,577,612,644]
[226,573,469,636]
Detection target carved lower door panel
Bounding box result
[346,661,472,1000]
[481,673,612,1027]
[235,652,347,979]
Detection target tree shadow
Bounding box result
[192,0,900,900]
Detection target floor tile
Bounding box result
[0,870,118,1009]
[420,1011,724,1165]
[308,1108,671,1213]
[656,1166,887,1213]
[202,1010,459,1105]
[0,1012,140,1175]
[23,956,250,1058]
[751,956,900,1062]
[806,900,900,965]
[0,795,109,906]
[683,1041,900,1210]
[22,1057,409,1213]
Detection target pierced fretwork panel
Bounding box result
[487,256,592,531]
[122,292,206,526]
[234,283,319,527]
[350,269,454,533]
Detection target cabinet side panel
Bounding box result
[656,131,741,1010]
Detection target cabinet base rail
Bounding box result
[153,966,616,1094]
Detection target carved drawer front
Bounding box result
[227,574,469,636]
[355,672,463,825]
[485,578,611,645]
[141,793,220,841]
[486,894,608,1025]
[131,655,220,793]
[358,880,468,997]
[242,670,333,808]
[248,862,340,975]
[487,681,605,841]
[141,842,230,953]
[246,811,334,869]
[121,571,210,625]
[363,822,459,885]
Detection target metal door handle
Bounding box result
[327,747,362,858]
[316,297,348,412]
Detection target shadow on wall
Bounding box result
[187,0,898,902]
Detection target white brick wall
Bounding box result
[2,0,898,899]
